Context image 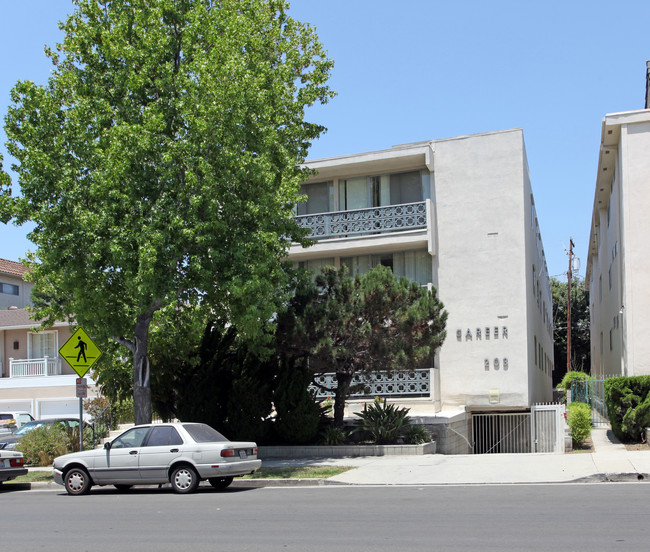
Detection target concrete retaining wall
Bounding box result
[259,441,436,459]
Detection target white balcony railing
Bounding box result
[295,201,428,240]
[9,356,62,377]
[309,369,431,399]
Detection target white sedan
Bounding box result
[52,422,261,495]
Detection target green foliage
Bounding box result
[320,426,347,446]
[403,424,431,445]
[354,398,411,445]
[273,358,322,444]
[605,376,650,442]
[556,371,590,402]
[2,0,334,424]
[16,425,71,466]
[151,319,275,443]
[277,265,447,427]
[551,277,590,385]
[567,402,592,447]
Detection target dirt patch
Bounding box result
[624,442,650,451]
[571,437,594,453]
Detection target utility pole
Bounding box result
[566,238,574,373]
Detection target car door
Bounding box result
[137,426,184,482]
[91,426,150,484]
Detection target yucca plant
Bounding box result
[354,397,411,445]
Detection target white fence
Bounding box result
[472,403,565,454]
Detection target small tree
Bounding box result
[279,265,447,427]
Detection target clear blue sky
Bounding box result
[2,0,649,282]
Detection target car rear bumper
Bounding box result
[0,467,28,482]
[196,459,262,479]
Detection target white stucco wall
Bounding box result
[587,113,650,377]
[433,129,552,409]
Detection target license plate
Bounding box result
[238,450,247,459]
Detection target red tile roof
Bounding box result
[0,258,28,276]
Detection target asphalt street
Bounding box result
[4,483,649,551]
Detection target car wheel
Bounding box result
[64,467,92,496]
[170,465,199,494]
[114,484,133,491]
[208,476,234,490]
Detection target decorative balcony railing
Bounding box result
[295,201,427,240]
[309,369,431,399]
[9,356,62,377]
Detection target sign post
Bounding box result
[59,329,103,450]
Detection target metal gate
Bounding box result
[472,404,565,454]
[570,378,610,426]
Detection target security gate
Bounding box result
[570,378,610,426]
[472,404,565,454]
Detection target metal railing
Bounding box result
[295,201,428,240]
[9,356,62,377]
[309,369,431,399]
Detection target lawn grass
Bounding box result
[241,466,352,479]
[11,465,353,483]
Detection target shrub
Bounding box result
[567,402,592,447]
[320,426,347,446]
[605,376,650,442]
[556,371,590,402]
[16,425,70,466]
[354,397,410,445]
[403,424,431,445]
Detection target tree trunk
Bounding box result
[333,371,353,428]
[133,311,154,425]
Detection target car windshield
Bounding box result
[183,423,228,443]
[15,422,46,435]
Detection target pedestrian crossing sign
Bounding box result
[59,328,103,377]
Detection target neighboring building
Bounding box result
[291,128,554,453]
[0,258,98,418]
[0,259,33,310]
[586,108,650,377]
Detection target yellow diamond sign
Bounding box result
[59,328,103,377]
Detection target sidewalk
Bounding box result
[261,426,650,486]
[19,427,650,489]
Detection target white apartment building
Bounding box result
[586,108,650,377]
[290,128,554,453]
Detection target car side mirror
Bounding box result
[104,441,112,450]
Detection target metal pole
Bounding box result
[79,397,83,451]
[566,238,573,372]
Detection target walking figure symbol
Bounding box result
[75,336,88,363]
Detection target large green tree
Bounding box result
[1,0,333,424]
[278,265,448,427]
[551,276,590,386]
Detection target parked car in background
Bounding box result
[0,450,27,483]
[0,411,34,433]
[52,422,262,495]
[0,418,85,450]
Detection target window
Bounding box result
[389,171,423,204]
[341,250,432,285]
[28,331,58,359]
[297,181,334,215]
[0,283,19,295]
[337,170,425,211]
[146,426,183,447]
[112,427,150,449]
[298,258,335,275]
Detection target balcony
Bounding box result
[309,368,431,399]
[295,201,428,241]
[9,357,62,377]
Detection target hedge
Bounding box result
[604,376,650,442]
